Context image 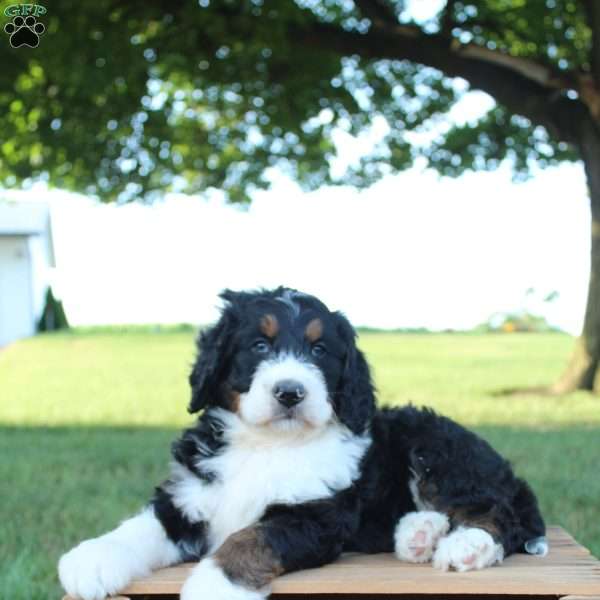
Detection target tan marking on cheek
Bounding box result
[305,318,323,342]
[220,383,241,413]
[228,389,241,413]
[259,314,279,339]
[214,526,283,589]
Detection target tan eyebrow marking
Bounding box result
[259,314,279,338]
[305,318,323,343]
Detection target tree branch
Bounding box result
[583,0,600,82]
[441,0,459,36]
[456,43,576,90]
[291,20,586,144]
[353,0,398,27]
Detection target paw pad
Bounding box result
[4,15,45,48]
[395,511,450,563]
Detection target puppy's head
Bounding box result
[188,288,375,434]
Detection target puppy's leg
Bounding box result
[58,507,180,600]
[433,526,504,572]
[180,529,275,600]
[181,495,356,600]
[394,511,450,563]
[431,502,509,572]
[405,410,546,571]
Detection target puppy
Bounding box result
[59,288,547,600]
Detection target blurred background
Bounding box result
[1,1,599,598]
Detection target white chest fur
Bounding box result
[168,412,371,551]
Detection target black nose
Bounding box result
[273,380,306,408]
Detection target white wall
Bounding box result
[28,231,53,321]
[0,236,34,346]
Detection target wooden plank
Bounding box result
[62,527,600,598]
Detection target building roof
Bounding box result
[0,200,50,234]
[0,200,55,266]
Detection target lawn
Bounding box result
[1,329,599,600]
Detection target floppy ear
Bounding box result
[188,298,237,413]
[334,312,376,434]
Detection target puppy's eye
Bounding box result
[251,340,270,354]
[311,343,327,358]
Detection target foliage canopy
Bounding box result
[0,1,591,202]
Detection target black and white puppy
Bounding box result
[59,288,547,600]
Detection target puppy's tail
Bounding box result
[524,536,549,556]
[514,478,548,556]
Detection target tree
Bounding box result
[37,286,69,332]
[0,0,598,391]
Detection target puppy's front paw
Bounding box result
[433,527,504,572]
[181,557,266,600]
[58,537,146,600]
[394,511,450,563]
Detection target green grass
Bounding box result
[1,330,599,599]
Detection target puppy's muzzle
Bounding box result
[273,379,306,408]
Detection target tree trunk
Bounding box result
[552,120,600,393]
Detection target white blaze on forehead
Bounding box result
[275,290,302,319]
[239,353,332,428]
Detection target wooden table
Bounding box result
[63,527,600,599]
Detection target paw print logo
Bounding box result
[4,15,45,48]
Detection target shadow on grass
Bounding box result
[491,385,556,397]
[1,424,599,600]
[489,382,600,399]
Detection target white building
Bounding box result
[0,200,55,346]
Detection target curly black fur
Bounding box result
[151,287,546,588]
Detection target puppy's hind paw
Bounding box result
[181,557,266,600]
[433,527,504,572]
[394,511,450,563]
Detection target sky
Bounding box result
[32,157,589,335]
[3,0,592,336]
